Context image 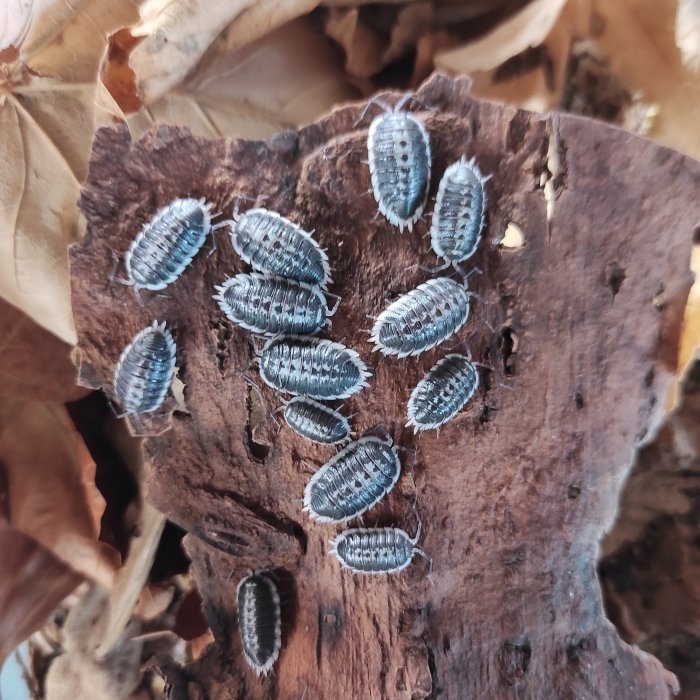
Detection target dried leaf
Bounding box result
[676,0,700,72]
[0,398,116,585]
[132,583,174,620]
[0,0,33,52]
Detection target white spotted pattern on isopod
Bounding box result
[113,321,176,415]
[125,197,212,290]
[430,156,488,264]
[407,354,479,432]
[283,397,351,445]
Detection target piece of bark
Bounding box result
[70,74,698,698]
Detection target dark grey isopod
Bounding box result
[369,277,470,358]
[259,336,371,400]
[329,524,426,575]
[230,208,331,290]
[214,273,333,336]
[367,108,431,232]
[407,354,479,432]
[113,321,176,415]
[125,197,213,290]
[283,397,351,445]
[431,156,489,264]
[303,436,401,523]
[237,573,281,677]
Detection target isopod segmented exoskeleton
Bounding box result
[230,208,331,290]
[283,397,351,445]
[237,573,282,677]
[259,336,371,400]
[369,277,471,358]
[303,436,401,523]
[125,197,214,290]
[407,354,479,432]
[214,273,337,337]
[366,97,431,232]
[113,321,176,415]
[431,156,489,265]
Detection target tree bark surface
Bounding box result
[70,75,699,699]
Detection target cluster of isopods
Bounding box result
[107,93,492,677]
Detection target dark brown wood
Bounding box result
[70,74,699,699]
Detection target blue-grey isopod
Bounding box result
[125,197,213,290]
[407,354,479,432]
[430,156,489,265]
[367,103,431,232]
[230,208,331,290]
[329,523,427,575]
[113,321,176,415]
[214,273,337,337]
[259,336,371,400]
[283,397,351,445]
[303,436,401,523]
[237,573,282,677]
[369,277,471,358]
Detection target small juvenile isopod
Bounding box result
[237,573,282,677]
[407,354,479,432]
[369,277,471,358]
[125,197,213,290]
[283,397,351,445]
[113,321,176,415]
[430,156,488,265]
[259,336,371,400]
[230,208,331,290]
[303,436,401,523]
[366,98,431,232]
[214,273,336,337]
[329,522,427,575]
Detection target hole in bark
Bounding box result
[500,327,517,375]
[395,667,407,691]
[693,226,700,245]
[574,392,584,409]
[442,636,451,654]
[501,222,525,248]
[210,319,232,373]
[497,639,531,687]
[479,404,494,424]
[567,485,581,500]
[653,283,666,309]
[606,262,626,299]
[246,384,270,462]
[644,367,654,388]
[503,545,526,572]
[567,635,597,663]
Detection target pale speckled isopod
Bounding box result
[124,197,219,291]
[230,208,331,290]
[259,336,371,400]
[303,436,401,523]
[113,321,176,415]
[407,354,479,432]
[282,397,351,445]
[237,573,282,677]
[430,156,489,266]
[214,273,339,337]
[364,95,431,232]
[369,277,471,358]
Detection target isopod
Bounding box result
[125,197,213,290]
[369,277,471,358]
[303,436,401,523]
[407,354,479,432]
[329,523,427,575]
[259,336,371,400]
[113,321,176,415]
[230,208,331,290]
[237,573,282,677]
[367,101,431,232]
[214,273,335,337]
[430,156,488,265]
[283,397,351,445]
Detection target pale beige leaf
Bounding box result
[133,582,175,620]
[676,0,700,71]
[678,246,700,375]
[14,0,84,60]
[0,0,32,51]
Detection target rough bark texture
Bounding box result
[70,75,700,699]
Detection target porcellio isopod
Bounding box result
[329,524,426,575]
[113,321,176,415]
[369,277,471,358]
[230,208,331,290]
[303,436,401,523]
[430,156,489,264]
[125,197,213,290]
[237,573,282,677]
[259,336,371,400]
[214,273,335,337]
[407,354,479,432]
[367,102,431,232]
[283,397,351,445]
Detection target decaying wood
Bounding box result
[70,74,699,698]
